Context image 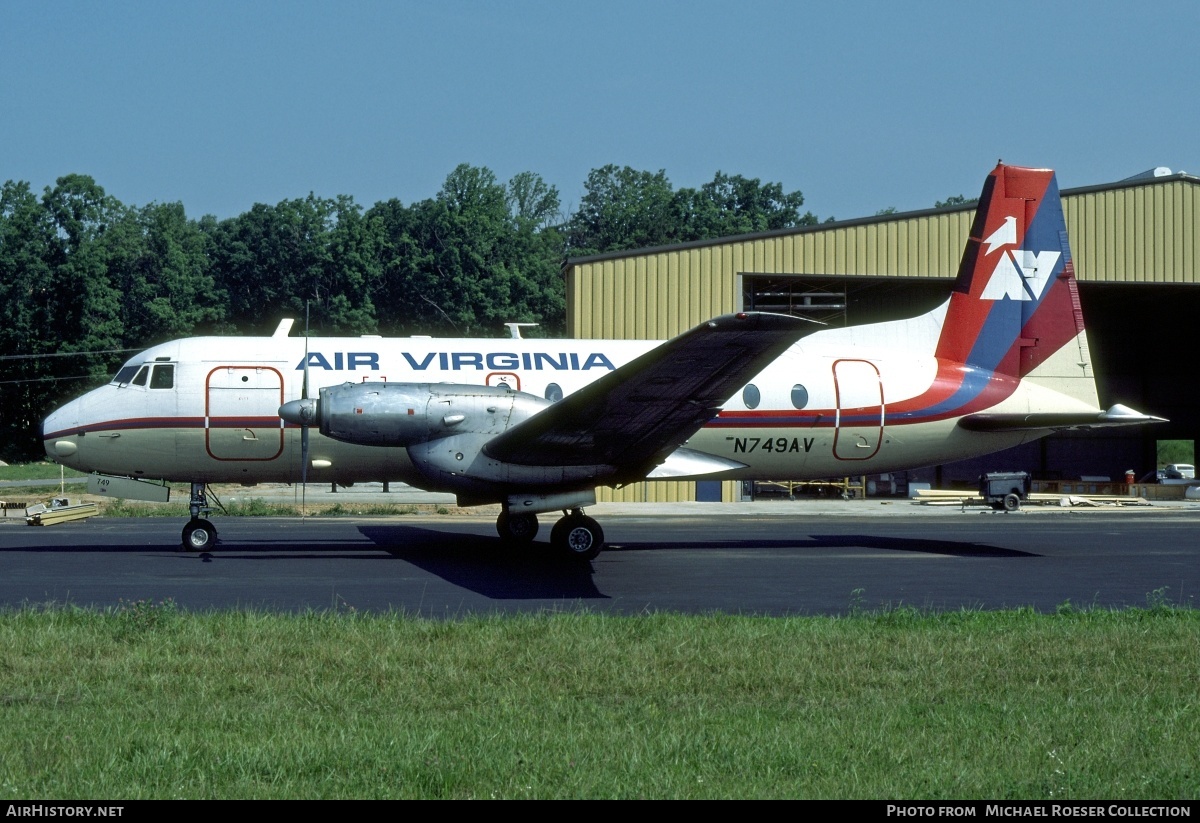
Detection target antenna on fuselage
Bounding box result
[503,322,538,339]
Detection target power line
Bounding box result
[0,348,142,362]
[0,374,104,386]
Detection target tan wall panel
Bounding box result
[1061,180,1200,284]
[722,480,740,502]
[597,481,696,503]
[686,248,701,332]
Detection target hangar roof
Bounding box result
[566,169,1200,269]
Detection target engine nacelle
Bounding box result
[313,382,550,447]
[280,381,616,502]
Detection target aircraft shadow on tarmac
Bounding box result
[355,524,607,600]
[5,523,1030,603]
[167,524,607,601]
[606,534,1037,558]
[9,523,607,600]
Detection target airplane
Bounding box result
[42,163,1163,560]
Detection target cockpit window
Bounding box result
[113,366,139,385]
[150,364,174,389]
[131,366,149,387]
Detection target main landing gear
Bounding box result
[181,482,217,551]
[496,508,606,561]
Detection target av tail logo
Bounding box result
[980,215,1060,302]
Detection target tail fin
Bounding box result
[935,163,1098,406]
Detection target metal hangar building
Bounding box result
[563,167,1200,503]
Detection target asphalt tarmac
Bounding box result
[2,495,1197,616]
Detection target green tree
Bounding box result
[39,175,125,372]
[207,194,377,335]
[503,172,566,335]
[98,202,227,349]
[565,165,677,255]
[369,165,566,336]
[507,170,561,229]
[134,202,227,339]
[566,166,816,255]
[0,175,129,459]
[319,195,380,335]
[206,198,319,333]
[935,195,972,208]
[0,181,60,459]
[676,172,816,240]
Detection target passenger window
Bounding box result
[545,383,563,403]
[150,364,174,389]
[742,384,761,409]
[791,384,809,410]
[131,366,149,387]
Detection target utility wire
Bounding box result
[0,348,142,361]
[0,374,105,386]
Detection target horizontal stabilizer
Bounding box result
[959,404,1167,433]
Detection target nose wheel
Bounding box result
[182,518,216,551]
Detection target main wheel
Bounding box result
[1002,493,1021,512]
[182,518,216,551]
[496,511,539,544]
[551,513,605,561]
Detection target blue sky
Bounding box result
[3,0,1198,223]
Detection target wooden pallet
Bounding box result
[25,502,99,526]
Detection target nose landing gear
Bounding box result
[181,482,218,551]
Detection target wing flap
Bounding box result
[484,312,817,479]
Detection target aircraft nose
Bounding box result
[43,401,81,460]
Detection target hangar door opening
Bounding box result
[742,276,847,326]
[742,274,950,327]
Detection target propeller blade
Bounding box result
[301,425,310,488]
[301,343,309,400]
[301,334,309,513]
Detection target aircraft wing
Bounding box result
[959,404,1166,432]
[483,312,817,481]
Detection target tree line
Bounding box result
[1,163,817,460]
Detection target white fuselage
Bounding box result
[43,314,1096,493]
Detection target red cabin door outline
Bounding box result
[205,366,286,461]
[833,359,884,461]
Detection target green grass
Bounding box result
[0,462,85,482]
[1157,439,1195,468]
[1,605,1197,799]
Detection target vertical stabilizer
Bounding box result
[935,164,1098,406]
